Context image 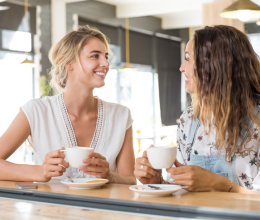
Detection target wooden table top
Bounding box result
[0,180,259,219]
[1,180,260,212]
[0,197,173,220]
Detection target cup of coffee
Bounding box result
[61,147,94,168]
[147,146,177,169]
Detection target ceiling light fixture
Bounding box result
[119,18,135,73]
[220,0,260,22]
[20,0,35,67]
[0,0,10,11]
[0,6,9,11]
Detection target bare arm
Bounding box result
[167,162,260,195]
[216,175,260,195]
[0,110,69,182]
[111,126,136,184]
[0,110,40,181]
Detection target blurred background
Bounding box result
[0,0,260,167]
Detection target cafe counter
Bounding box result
[0,180,259,219]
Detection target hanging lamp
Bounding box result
[0,0,10,11]
[119,18,135,72]
[220,0,260,22]
[257,19,260,25]
[0,6,9,11]
[20,0,35,67]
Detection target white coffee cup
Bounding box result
[61,147,94,168]
[147,146,177,169]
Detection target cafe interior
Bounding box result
[0,0,260,219]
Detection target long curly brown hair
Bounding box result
[192,25,260,161]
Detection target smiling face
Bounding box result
[67,37,109,89]
[179,39,196,94]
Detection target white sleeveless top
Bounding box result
[21,93,133,179]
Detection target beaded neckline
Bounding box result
[57,93,104,178]
[58,93,103,149]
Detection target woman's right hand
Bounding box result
[37,147,69,182]
[134,149,162,184]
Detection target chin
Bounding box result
[94,82,105,88]
[186,87,195,94]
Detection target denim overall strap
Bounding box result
[186,118,200,162]
[187,105,260,185]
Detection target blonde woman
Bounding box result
[0,26,136,184]
[135,25,260,194]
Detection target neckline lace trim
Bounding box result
[58,93,104,178]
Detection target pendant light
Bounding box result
[119,18,135,73]
[257,19,260,25]
[0,6,9,11]
[220,0,260,22]
[0,0,10,11]
[20,0,35,67]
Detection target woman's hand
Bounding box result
[166,159,230,192]
[79,152,110,179]
[37,147,69,182]
[134,150,161,184]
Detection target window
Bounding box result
[2,30,32,52]
[0,52,34,164]
[248,33,260,57]
[93,69,118,103]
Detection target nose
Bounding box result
[179,61,185,73]
[100,56,109,68]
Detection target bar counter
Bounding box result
[0,180,259,219]
[0,197,172,220]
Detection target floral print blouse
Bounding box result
[176,106,260,191]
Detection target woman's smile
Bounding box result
[184,74,189,85]
[94,70,106,78]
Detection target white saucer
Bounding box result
[61,178,109,189]
[129,184,182,196]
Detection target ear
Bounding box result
[65,63,74,71]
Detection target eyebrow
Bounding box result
[90,50,109,56]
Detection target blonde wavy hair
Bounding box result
[49,25,110,91]
[192,25,260,162]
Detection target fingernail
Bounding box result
[83,159,87,163]
[79,166,83,170]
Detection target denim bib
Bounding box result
[186,106,260,185]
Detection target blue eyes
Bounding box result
[91,54,109,60]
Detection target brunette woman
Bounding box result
[135,25,260,194]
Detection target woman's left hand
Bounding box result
[166,161,230,192]
[79,152,110,179]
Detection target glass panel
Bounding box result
[93,69,118,103]
[2,29,32,52]
[248,34,260,57]
[0,51,34,164]
[119,71,155,157]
